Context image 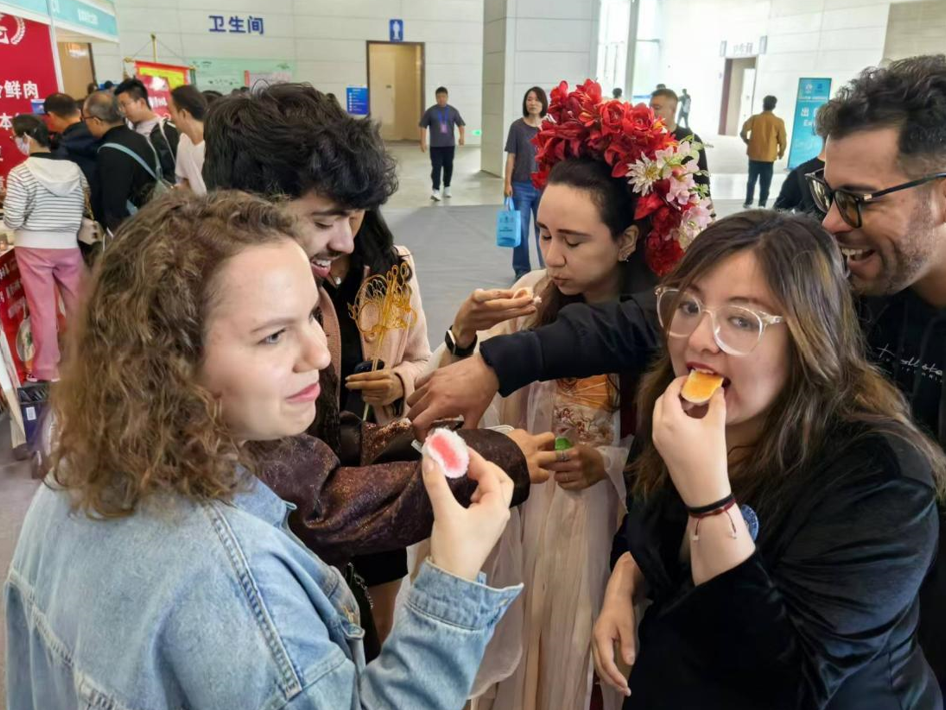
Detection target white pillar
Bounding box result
[481,0,600,177]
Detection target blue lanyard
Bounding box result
[438,107,449,125]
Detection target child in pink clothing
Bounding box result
[3,114,87,382]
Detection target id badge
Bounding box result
[439,122,449,134]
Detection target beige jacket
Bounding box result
[319,246,431,424]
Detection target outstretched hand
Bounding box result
[408,354,499,438]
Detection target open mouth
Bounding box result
[310,258,334,280]
[688,366,731,388]
[840,247,875,263]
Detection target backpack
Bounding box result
[98,141,173,216]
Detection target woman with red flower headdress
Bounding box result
[409,80,712,710]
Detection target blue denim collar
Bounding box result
[231,475,297,527]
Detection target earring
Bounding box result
[619,252,631,262]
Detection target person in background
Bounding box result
[43,93,100,202]
[201,89,224,105]
[168,85,208,196]
[419,86,465,202]
[1,114,87,383]
[4,189,523,710]
[612,88,623,100]
[114,77,179,181]
[677,88,691,129]
[774,139,825,216]
[740,95,786,209]
[85,81,98,96]
[83,91,159,234]
[504,86,548,279]
[650,88,711,197]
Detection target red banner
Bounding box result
[135,74,173,118]
[134,61,190,119]
[0,248,32,383]
[0,14,59,186]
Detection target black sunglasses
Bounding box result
[806,168,946,228]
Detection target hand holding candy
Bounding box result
[652,376,731,508]
[422,448,514,581]
[451,288,540,349]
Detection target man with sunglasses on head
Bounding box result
[408,54,946,694]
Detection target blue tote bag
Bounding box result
[496,197,522,248]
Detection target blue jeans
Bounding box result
[511,181,543,275]
[746,160,775,207]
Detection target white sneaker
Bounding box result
[431,189,442,201]
[444,186,452,198]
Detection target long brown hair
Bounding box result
[632,210,946,513]
[51,190,304,518]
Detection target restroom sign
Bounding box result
[389,19,403,42]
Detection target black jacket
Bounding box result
[54,121,101,223]
[775,156,825,215]
[480,288,946,698]
[143,118,179,182]
[626,426,940,709]
[54,121,100,190]
[95,125,159,234]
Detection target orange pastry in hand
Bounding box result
[681,370,724,405]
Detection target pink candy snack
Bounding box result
[422,428,470,479]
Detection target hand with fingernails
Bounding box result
[547,444,607,491]
[592,552,642,697]
[345,368,404,407]
[653,376,731,508]
[422,448,515,581]
[506,430,556,484]
[451,288,539,350]
[408,354,500,438]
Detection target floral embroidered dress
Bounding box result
[420,270,632,710]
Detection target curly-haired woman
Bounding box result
[5,190,525,708]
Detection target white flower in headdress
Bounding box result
[627,155,669,195]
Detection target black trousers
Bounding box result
[746,160,775,206]
[430,146,455,189]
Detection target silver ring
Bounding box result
[557,450,569,463]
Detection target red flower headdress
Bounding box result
[532,80,712,276]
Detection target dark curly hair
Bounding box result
[816,54,946,176]
[202,82,398,209]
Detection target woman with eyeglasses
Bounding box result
[591,211,945,709]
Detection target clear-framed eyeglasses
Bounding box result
[655,287,785,356]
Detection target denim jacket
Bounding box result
[5,478,521,709]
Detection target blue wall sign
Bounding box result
[346,86,369,116]
[787,77,831,170]
[389,18,403,42]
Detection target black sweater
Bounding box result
[480,289,946,699]
[624,426,940,709]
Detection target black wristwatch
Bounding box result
[445,327,477,358]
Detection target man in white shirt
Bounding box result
[168,85,208,196]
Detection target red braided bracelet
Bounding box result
[689,498,738,542]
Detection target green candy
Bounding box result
[554,436,573,451]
